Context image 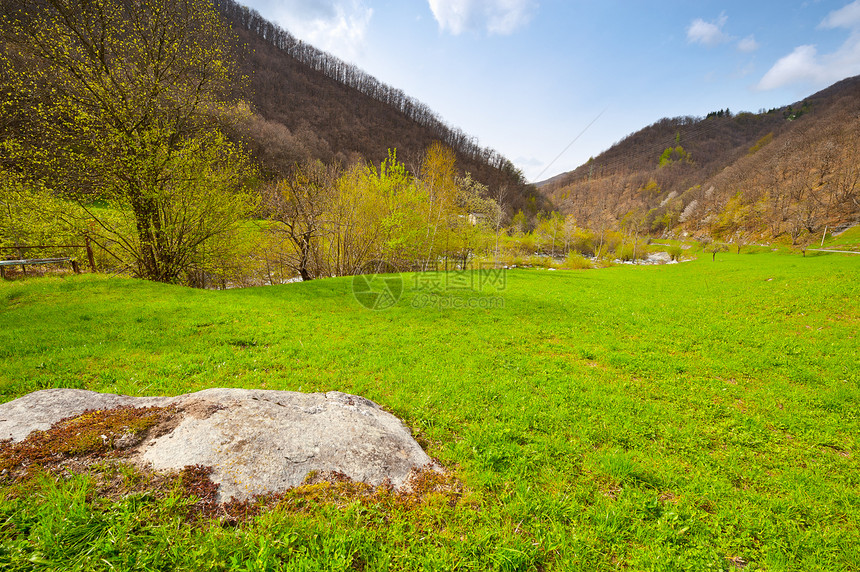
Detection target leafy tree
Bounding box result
[620,208,647,261]
[534,212,565,257]
[0,174,76,253]
[748,133,774,155]
[419,142,460,269]
[711,192,764,253]
[448,173,498,268]
[562,214,578,253]
[374,150,427,267]
[329,155,412,274]
[263,150,432,279]
[1,0,256,284]
[259,143,512,279]
[704,241,728,261]
[491,185,508,267]
[510,210,528,235]
[659,146,690,167]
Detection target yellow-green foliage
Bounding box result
[263,146,506,278]
[666,244,684,261]
[568,226,596,256]
[594,230,624,258]
[530,212,564,256]
[0,176,77,249]
[658,145,690,167]
[561,251,593,269]
[748,132,774,154]
[2,0,256,285]
[640,179,660,196]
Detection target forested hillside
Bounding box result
[0,0,553,288]
[540,76,860,245]
[4,0,857,289]
[214,0,545,215]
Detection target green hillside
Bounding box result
[2,252,859,570]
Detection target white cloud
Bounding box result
[245,0,373,61]
[758,45,821,89]
[428,0,536,35]
[687,13,729,46]
[820,0,860,29]
[687,14,761,53]
[758,0,860,90]
[737,35,760,53]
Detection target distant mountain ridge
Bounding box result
[539,76,860,241]
[215,0,546,215]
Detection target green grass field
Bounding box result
[821,225,860,251]
[1,251,859,571]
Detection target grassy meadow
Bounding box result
[820,225,860,251]
[1,250,858,570]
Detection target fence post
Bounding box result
[85,236,96,272]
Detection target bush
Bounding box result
[527,255,555,268]
[666,244,684,261]
[615,244,634,261]
[499,254,526,267]
[614,240,649,262]
[515,233,536,255]
[594,231,623,259]
[569,229,595,256]
[561,252,593,269]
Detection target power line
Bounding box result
[532,107,607,184]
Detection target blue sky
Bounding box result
[238,0,860,182]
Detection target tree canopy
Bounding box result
[1,0,257,283]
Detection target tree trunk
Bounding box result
[297,232,313,281]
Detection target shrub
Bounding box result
[561,252,593,269]
[666,244,684,261]
[594,231,623,259]
[527,255,555,268]
[569,228,595,256]
[614,240,649,262]
[615,244,634,261]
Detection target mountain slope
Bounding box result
[540,76,860,241]
[215,0,547,215]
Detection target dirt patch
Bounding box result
[138,400,223,444]
[181,399,224,420]
[0,405,175,481]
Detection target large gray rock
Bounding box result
[0,388,439,502]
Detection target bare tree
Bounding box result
[260,161,339,280]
